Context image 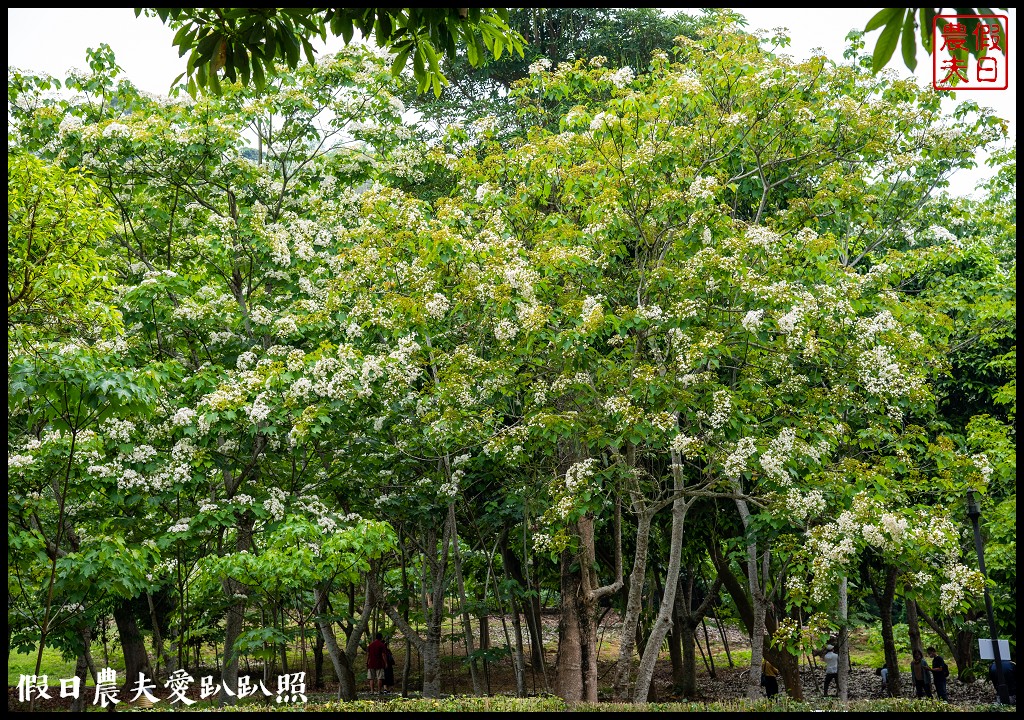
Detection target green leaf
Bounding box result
[252,58,266,91]
[901,10,917,72]
[390,45,412,77]
[872,12,904,73]
[920,8,938,53]
[865,8,900,32]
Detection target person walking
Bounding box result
[823,644,839,697]
[928,646,950,701]
[366,632,387,695]
[382,637,397,693]
[910,648,933,699]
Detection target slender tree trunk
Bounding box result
[450,506,482,695]
[506,584,528,697]
[313,624,325,690]
[69,627,93,713]
[500,532,545,669]
[679,617,699,698]
[870,563,901,697]
[632,461,691,704]
[668,604,684,689]
[612,509,654,699]
[838,575,849,702]
[906,597,923,658]
[733,486,766,701]
[314,583,353,699]
[220,596,245,705]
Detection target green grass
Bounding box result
[8,646,83,687]
[96,695,1015,712]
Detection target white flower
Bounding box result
[8,454,34,469]
[670,434,699,457]
[609,66,634,88]
[493,319,517,347]
[246,393,272,423]
[675,71,702,93]
[426,293,450,319]
[172,407,196,426]
[528,58,552,75]
[742,309,764,333]
[724,437,757,478]
[102,121,130,138]
[590,112,612,131]
[687,175,717,202]
[475,183,494,203]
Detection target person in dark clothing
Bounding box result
[761,658,780,698]
[928,646,949,701]
[382,637,397,693]
[910,648,933,699]
[366,632,387,695]
[988,659,1017,704]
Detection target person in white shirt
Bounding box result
[823,644,839,697]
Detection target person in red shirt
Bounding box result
[366,632,387,695]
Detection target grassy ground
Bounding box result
[8,646,83,687]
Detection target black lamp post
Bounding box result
[966,489,1010,705]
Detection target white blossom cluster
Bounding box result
[857,345,922,398]
[724,437,758,478]
[528,58,552,75]
[780,488,826,523]
[687,175,717,202]
[493,319,518,347]
[675,70,702,94]
[590,112,613,131]
[102,417,136,443]
[9,454,34,470]
[741,309,764,333]
[670,433,699,458]
[608,66,634,88]
[939,562,983,615]
[581,294,604,330]
[972,453,993,483]
[167,519,190,534]
[746,225,782,251]
[856,310,898,340]
[246,393,272,424]
[546,458,601,520]
[697,389,732,430]
[636,304,664,322]
[438,467,463,500]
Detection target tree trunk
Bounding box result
[612,509,654,699]
[837,575,849,702]
[374,513,453,699]
[668,606,684,689]
[313,624,325,689]
[70,626,93,713]
[220,596,245,705]
[114,598,153,693]
[679,616,699,698]
[868,563,902,697]
[314,583,354,699]
[728,486,770,701]
[508,588,528,697]
[499,532,545,669]
[450,506,482,695]
[632,457,691,703]
[555,547,586,704]
[906,597,923,657]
